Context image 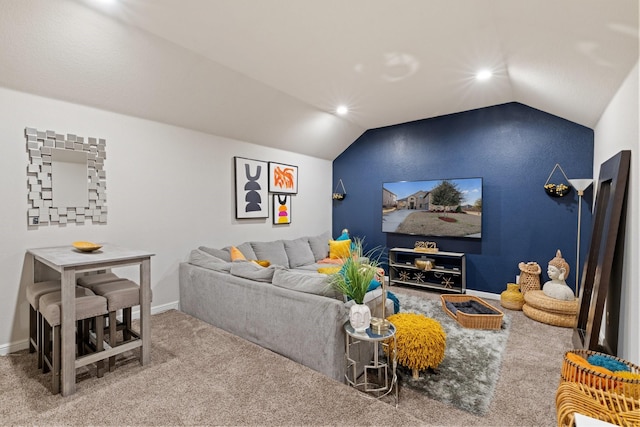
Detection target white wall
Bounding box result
[593,61,639,364]
[0,87,332,353]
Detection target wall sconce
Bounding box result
[568,178,593,297]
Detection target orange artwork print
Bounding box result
[273,166,295,189]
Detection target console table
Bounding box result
[26,244,154,396]
[388,247,466,293]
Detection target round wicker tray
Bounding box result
[522,303,576,328]
[523,290,578,314]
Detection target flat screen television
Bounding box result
[382,177,483,238]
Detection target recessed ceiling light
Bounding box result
[336,105,349,115]
[476,70,493,81]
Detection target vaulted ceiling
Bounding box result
[1,0,637,159]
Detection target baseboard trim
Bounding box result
[0,300,180,355]
[466,289,501,301]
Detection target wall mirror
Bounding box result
[51,148,89,208]
[573,150,630,356]
[26,127,108,226]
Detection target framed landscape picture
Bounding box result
[234,157,269,219]
[273,194,291,224]
[268,162,298,194]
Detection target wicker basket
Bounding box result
[518,262,541,294]
[557,350,640,426]
[440,294,504,330]
[556,381,640,427]
[560,349,640,397]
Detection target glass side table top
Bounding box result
[344,321,396,341]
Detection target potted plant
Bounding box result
[328,238,383,332]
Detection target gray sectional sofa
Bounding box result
[178,232,392,382]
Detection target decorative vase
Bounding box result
[500,283,525,310]
[349,303,371,333]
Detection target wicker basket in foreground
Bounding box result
[560,349,640,398]
[556,381,640,427]
[556,349,640,427]
[440,294,504,330]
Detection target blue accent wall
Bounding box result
[332,102,594,294]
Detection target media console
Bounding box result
[388,247,466,294]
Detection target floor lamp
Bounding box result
[568,178,593,298]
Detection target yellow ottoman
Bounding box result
[385,312,446,379]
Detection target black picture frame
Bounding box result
[272,194,291,224]
[268,162,298,194]
[234,156,269,219]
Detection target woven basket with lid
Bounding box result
[518,261,541,294]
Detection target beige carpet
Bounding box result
[0,288,573,426]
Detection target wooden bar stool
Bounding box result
[76,272,121,288]
[26,280,61,369]
[39,287,108,394]
[83,279,145,371]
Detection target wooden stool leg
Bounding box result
[108,311,117,371]
[42,318,51,374]
[95,315,105,378]
[52,325,60,395]
[123,307,132,341]
[37,312,44,370]
[29,306,37,353]
[76,320,84,356]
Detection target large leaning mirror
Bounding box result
[25,127,108,226]
[573,150,630,356]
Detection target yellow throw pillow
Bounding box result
[230,246,246,261]
[254,260,271,267]
[329,239,351,259]
[317,266,341,275]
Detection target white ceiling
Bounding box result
[0,0,638,160]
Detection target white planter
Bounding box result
[349,303,371,333]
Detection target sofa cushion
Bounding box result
[198,246,231,262]
[188,249,233,273]
[272,269,341,299]
[308,231,331,261]
[230,261,276,282]
[283,237,315,268]
[329,239,351,259]
[236,242,257,260]
[251,240,289,267]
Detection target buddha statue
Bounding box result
[542,250,575,301]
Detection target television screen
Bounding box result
[382,177,482,238]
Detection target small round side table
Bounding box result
[344,321,398,406]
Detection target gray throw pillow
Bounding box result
[198,246,231,262]
[272,269,341,299]
[188,249,233,273]
[308,231,331,261]
[230,260,276,282]
[283,237,315,268]
[250,240,289,267]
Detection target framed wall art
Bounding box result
[234,156,269,219]
[273,194,291,224]
[268,162,298,194]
